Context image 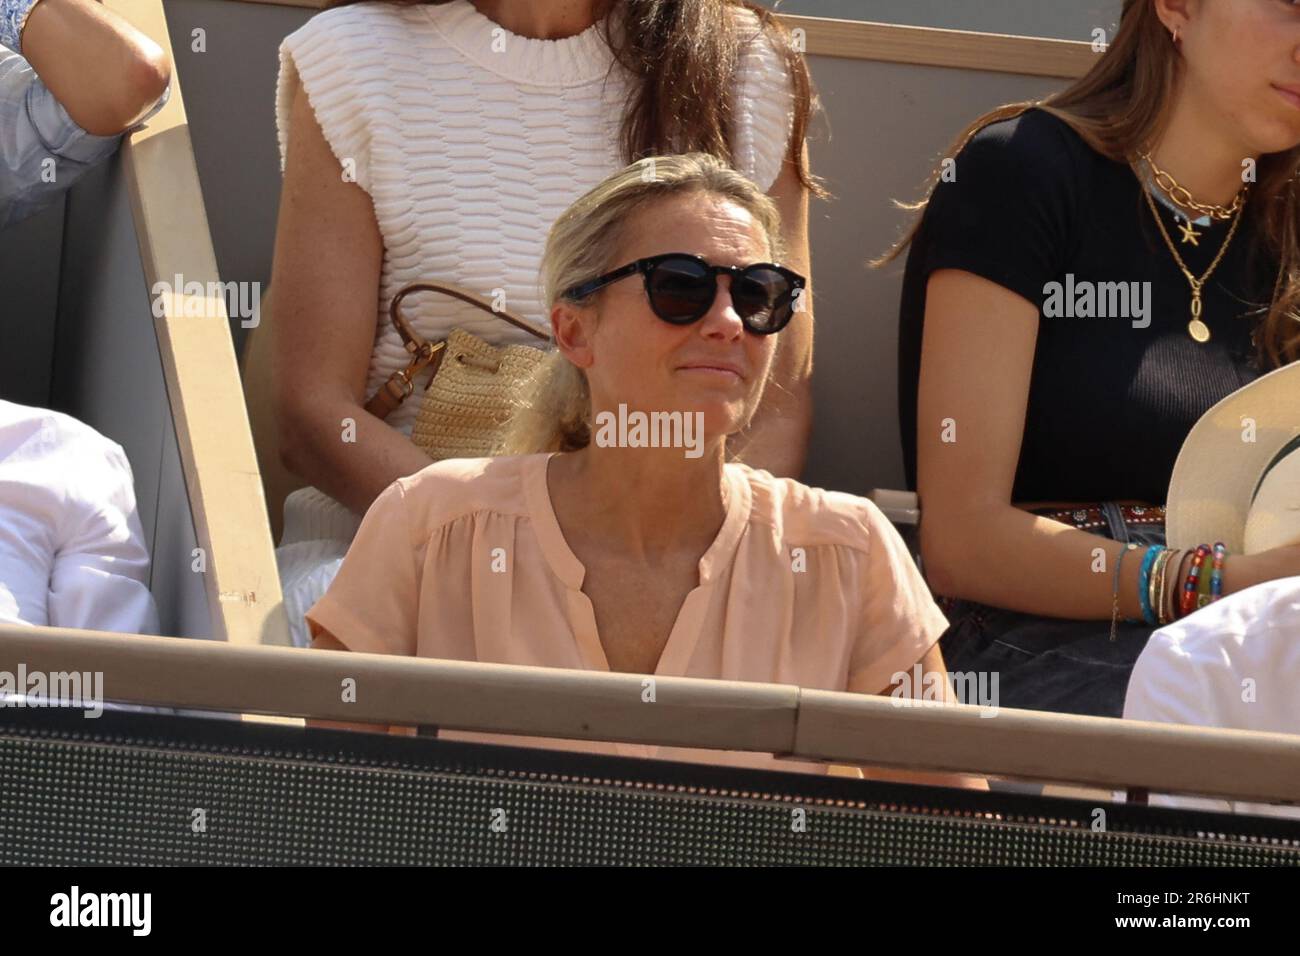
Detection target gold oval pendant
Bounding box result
[1188,319,1211,343]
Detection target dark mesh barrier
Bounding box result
[1,707,1298,865]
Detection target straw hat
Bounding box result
[1166,361,1300,555]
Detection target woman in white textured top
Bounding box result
[260,0,821,646]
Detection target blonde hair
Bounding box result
[497,152,785,455]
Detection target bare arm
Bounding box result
[271,85,434,516]
[20,0,170,136]
[727,141,813,479]
[918,269,1300,621]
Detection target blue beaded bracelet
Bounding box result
[1137,544,1165,627]
[1210,542,1227,601]
[1,0,42,55]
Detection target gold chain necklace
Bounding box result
[1138,175,1246,343]
[1138,151,1247,223]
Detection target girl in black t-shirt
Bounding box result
[884,0,1300,718]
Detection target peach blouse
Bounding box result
[307,454,948,774]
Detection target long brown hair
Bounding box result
[325,0,827,200]
[877,0,1300,367]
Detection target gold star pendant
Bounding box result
[1178,218,1201,246]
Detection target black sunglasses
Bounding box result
[562,252,806,335]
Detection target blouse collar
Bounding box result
[523,452,753,591]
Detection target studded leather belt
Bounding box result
[1030,503,1166,533]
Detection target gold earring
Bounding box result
[1173,26,1180,45]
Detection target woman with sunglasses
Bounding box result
[257,0,821,649]
[306,154,973,785]
[887,0,1300,718]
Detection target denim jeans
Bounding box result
[937,502,1166,719]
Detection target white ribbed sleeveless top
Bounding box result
[275,0,796,436]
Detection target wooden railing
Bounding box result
[108,0,290,645]
[3,623,1299,805]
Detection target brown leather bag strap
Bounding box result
[363,282,551,421]
[389,282,551,343]
[362,351,443,420]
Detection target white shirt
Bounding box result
[1124,575,1300,818]
[0,400,158,633]
[274,0,795,438]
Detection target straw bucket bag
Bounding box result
[364,283,551,459]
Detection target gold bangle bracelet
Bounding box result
[1156,548,1180,627]
[1150,548,1174,628]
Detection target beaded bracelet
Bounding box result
[1137,544,1165,627]
[1180,544,1211,618]
[1196,553,1215,607]
[1209,542,1227,602]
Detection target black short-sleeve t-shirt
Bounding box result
[897,107,1279,504]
